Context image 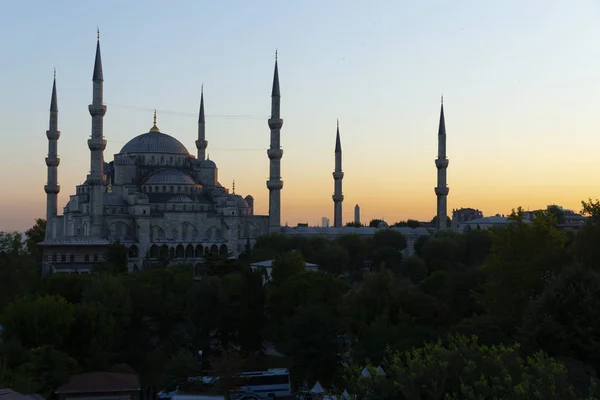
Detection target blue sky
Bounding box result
[1,0,600,230]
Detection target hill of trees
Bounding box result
[1,201,600,399]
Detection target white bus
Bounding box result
[233,369,292,399]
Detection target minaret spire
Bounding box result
[332,119,344,227]
[45,71,61,239]
[88,33,107,237]
[196,84,207,160]
[266,51,284,233]
[435,97,449,231]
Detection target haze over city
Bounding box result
[2,0,600,232]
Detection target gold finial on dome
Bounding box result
[232,179,236,195]
[149,109,160,132]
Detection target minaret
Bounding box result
[44,70,60,239]
[87,30,107,237]
[332,119,344,227]
[435,96,449,231]
[266,51,283,233]
[354,204,360,225]
[195,85,207,161]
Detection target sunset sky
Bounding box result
[1,0,600,232]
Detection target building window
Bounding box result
[170,186,174,192]
[162,186,166,192]
[93,254,99,262]
[70,254,75,262]
[183,205,187,211]
[61,253,66,262]
[170,156,173,164]
[52,253,57,262]
[85,254,89,262]
[161,156,164,164]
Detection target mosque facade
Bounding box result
[39,36,283,273]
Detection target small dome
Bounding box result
[119,131,190,155]
[377,220,389,228]
[200,158,216,169]
[235,196,249,208]
[145,170,196,185]
[244,195,254,201]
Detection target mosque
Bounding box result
[39,35,284,273]
[38,34,449,274]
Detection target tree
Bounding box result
[479,208,569,320]
[279,305,343,385]
[420,236,460,272]
[573,199,600,271]
[521,265,600,373]
[0,295,74,349]
[371,245,402,272]
[346,221,363,227]
[94,243,129,274]
[371,229,407,253]
[15,346,78,398]
[399,256,427,283]
[317,244,350,275]
[548,205,566,225]
[368,219,384,228]
[25,218,46,262]
[270,250,305,285]
[346,334,583,399]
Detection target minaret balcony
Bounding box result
[86,175,105,185]
[435,187,450,196]
[267,148,283,159]
[44,184,60,194]
[88,104,107,117]
[435,158,449,169]
[88,137,107,151]
[195,139,208,150]
[45,157,60,167]
[266,179,284,190]
[332,194,344,202]
[332,171,344,180]
[268,118,283,129]
[46,130,61,140]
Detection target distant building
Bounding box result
[0,389,44,400]
[461,215,530,231]
[452,208,484,232]
[523,205,586,231]
[321,217,330,228]
[354,204,361,225]
[55,372,141,400]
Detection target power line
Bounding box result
[104,102,267,120]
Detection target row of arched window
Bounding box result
[143,185,201,193]
[148,244,228,259]
[51,253,100,263]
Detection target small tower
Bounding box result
[354,204,360,225]
[266,51,284,233]
[195,85,207,161]
[435,97,449,231]
[332,119,344,227]
[44,70,60,239]
[87,31,108,237]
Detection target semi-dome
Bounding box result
[145,170,196,185]
[120,131,190,155]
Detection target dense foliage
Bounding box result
[2,201,600,399]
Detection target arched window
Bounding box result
[52,253,57,262]
[170,156,173,164]
[61,253,66,262]
[183,205,187,211]
[162,186,166,192]
[151,156,155,164]
[84,254,90,262]
[93,254,99,262]
[70,254,75,262]
[170,186,174,192]
[161,155,164,164]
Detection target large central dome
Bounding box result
[119,131,190,155]
[119,116,190,155]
